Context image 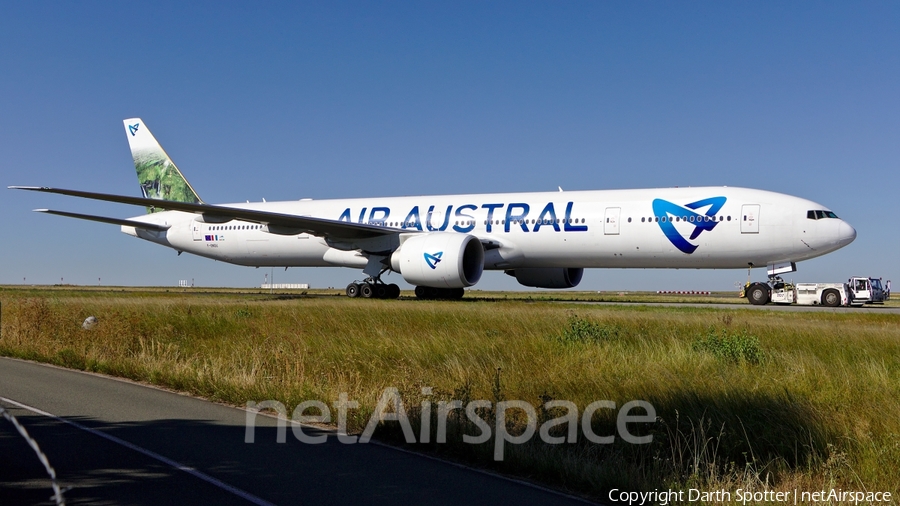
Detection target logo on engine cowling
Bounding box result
[424,251,443,269]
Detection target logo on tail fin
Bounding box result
[125,118,203,210]
[653,196,726,254]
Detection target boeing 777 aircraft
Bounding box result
[11,118,856,301]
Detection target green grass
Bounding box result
[692,327,764,364]
[1,286,898,501]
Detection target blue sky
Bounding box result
[2,2,897,291]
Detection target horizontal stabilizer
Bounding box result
[34,209,171,232]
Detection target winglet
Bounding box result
[123,118,204,210]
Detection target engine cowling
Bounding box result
[391,233,484,288]
[508,267,584,289]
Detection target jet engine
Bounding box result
[391,233,484,288]
[507,267,584,289]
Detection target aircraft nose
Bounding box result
[838,220,857,246]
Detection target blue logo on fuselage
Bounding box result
[652,197,726,254]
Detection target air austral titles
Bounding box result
[10,118,857,300]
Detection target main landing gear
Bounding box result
[344,268,465,300]
[345,282,466,300]
[346,279,401,299]
[344,280,466,300]
[414,286,465,300]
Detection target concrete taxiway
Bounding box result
[0,358,592,505]
[565,301,900,313]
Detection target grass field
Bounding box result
[1,286,898,501]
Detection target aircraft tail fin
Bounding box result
[123,118,204,213]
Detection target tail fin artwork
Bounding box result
[123,118,203,213]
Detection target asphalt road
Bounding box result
[0,358,592,506]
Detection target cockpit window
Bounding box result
[807,210,839,220]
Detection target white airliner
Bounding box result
[11,118,856,300]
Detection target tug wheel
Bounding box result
[747,284,769,305]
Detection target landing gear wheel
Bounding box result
[375,284,388,299]
[346,283,360,298]
[414,286,464,300]
[360,283,375,298]
[387,284,401,299]
[822,289,840,307]
[747,284,769,306]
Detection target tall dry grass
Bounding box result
[1,288,898,500]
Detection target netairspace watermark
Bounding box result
[608,488,893,505]
[244,387,656,461]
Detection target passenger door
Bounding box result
[741,204,760,234]
[604,207,620,235]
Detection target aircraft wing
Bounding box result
[34,209,171,232]
[10,186,399,240]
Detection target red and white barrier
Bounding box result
[656,290,711,295]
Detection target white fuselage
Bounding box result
[122,186,856,272]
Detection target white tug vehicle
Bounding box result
[743,278,857,307]
[741,262,861,307]
[772,279,856,307]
